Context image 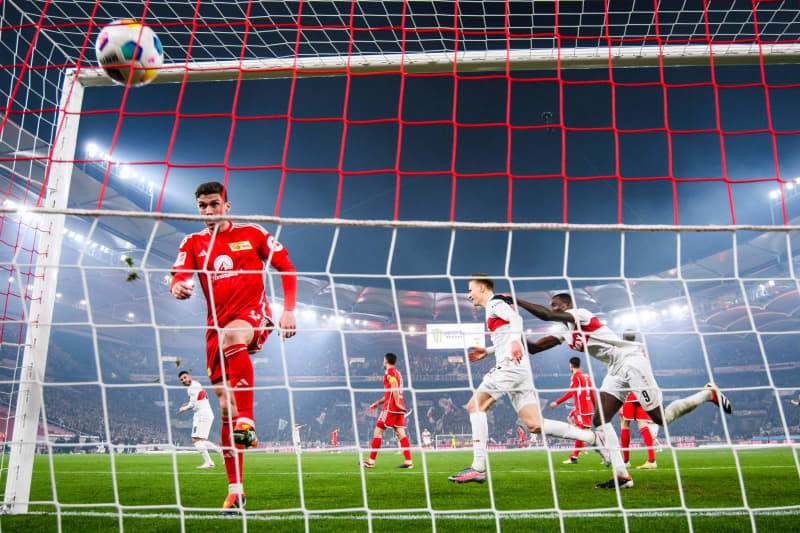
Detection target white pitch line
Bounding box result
[24,508,800,521]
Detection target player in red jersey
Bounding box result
[550,357,595,464]
[516,426,528,449]
[515,293,733,490]
[170,181,297,513]
[362,353,413,469]
[330,428,340,449]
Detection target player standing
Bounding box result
[549,357,595,464]
[330,428,339,450]
[421,428,433,449]
[516,426,528,449]
[292,423,306,449]
[515,293,733,489]
[178,370,221,469]
[170,181,297,513]
[362,353,414,469]
[450,275,605,484]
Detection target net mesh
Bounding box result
[1,0,800,531]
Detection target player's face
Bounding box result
[196,193,231,231]
[467,280,486,307]
[383,357,389,370]
[551,297,568,312]
[179,374,191,386]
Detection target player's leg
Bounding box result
[619,416,632,466]
[654,383,733,425]
[636,418,657,469]
[593,374,632,489]
[220,318,258,449]
[448,390,495,483]
[394,425,413,468]
[192,415,215,468]
[363,424,385,468]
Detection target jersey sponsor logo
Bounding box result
[173,251,186,267]
[267,235,284,252]
[229,240,253,252]
[214,254,234,271]
[199,250,207,257]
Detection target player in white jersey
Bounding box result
[292,423,306,449]
[449,275,607,484]
[421,429,433,449]
[178,371,221,469]
[515,293,733,489]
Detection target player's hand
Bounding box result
[468,347,487,362]
[791,400,799,406]
[511,341,523,365]
[171,279,194,300]
[549,401,557,409]
[279,310,296,339]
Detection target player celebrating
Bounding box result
[362,353,414,469]
[451,275,605,484]
[618,331,660,469]
[515,293,733,489]
[178,370,221,468]
[170,181,297,513]
[549,357,595,464]
[292,423,306,450]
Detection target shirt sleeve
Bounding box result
[489,299,524,338]
[169,235,197,290]
[256,227,297,311]
[554,373,579,405]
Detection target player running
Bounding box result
[550,357,595,464]
[515,293,733,489]
[170,181,297,513]
[619,331,661,469]
[178,370,221,469]
[362,353,414,469]
[450,275,606,484]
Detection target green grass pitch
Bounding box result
[1,447,799,532]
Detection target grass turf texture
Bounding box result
[1,447,798,532]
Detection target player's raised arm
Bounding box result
[516,298,575,324]
[525,335,562,355]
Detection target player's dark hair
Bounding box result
[622,330,636,341]
[195,181,227,201]
[178,370,189,378]
[569,357,581,368]
[469,273,494,291]
[553,292,572,306]
[384,352,397,365]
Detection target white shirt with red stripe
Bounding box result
[485,295,528,368]
[184,380,214,418]
[553,308,641,373]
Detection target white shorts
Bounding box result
[600,355,662,410]
[477,366,539,412]
[192,415,214,440]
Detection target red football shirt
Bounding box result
[170,222,297,325]
[553,370,595,416]
[382,366,406,414]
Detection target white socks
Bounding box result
[542,419,595,443]
[195,441,213,464]
[649,423,660,439]
[597,423,629,479]
[470,411,488,472]
[664,389,712,425]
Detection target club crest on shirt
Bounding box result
[229,241,252,252]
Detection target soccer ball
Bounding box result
[95,20,163,87]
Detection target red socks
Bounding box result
[221,419,243,485]
[641,425,655,462]
[571,439,584,458]
[369,437,382,461]
[223,344,254,423]
[621,427,631,463]
[400,437,412,462]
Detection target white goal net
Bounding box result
[1,1,800,532]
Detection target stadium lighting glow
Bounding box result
[408,325,416,332]
[336,316,345,324]
[120,167,131,179]
[796,177,800,184]
[86,142,99,156]
[127,312,135,319]
[788,183,795,191]
[769,190,780,199]
[768,280,776,287]
[55,292,62,299]
[301,309,316,320]
[79,299,87,306]
[74,234,84,243]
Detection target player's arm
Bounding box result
[170,236,197,300]
[369,397,386,410]
[549,373,578,408]
[178,402,190,414]
[262,232,298,339]
[516,298,575,324]
[468,346,491,362]
[526,335,561,355]
[491,299,525,363]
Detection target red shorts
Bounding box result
[206,306,271,383]
[621,401,652,422]
[568,411,593,428]
[376,411,406,429]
